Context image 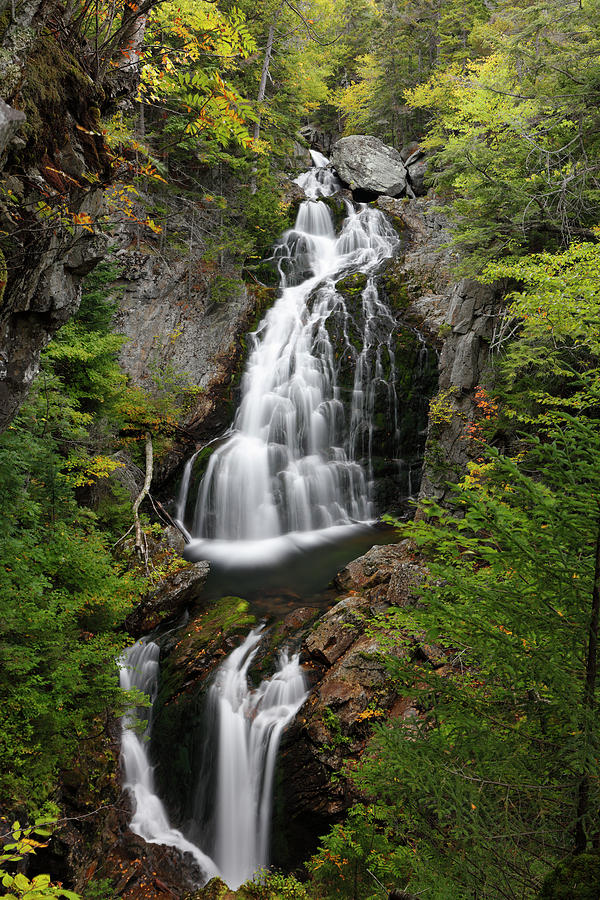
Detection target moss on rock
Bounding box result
[380,259,410,309]
[12,30,102,165]
[336,271,368,300]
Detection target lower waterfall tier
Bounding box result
[120,627,308,890]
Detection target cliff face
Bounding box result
[0,2,112,431]
[111,244,274,488]
[376,196,503,505]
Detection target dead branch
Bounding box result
[133,430,153,568]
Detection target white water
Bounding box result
[120,156,402,887]
[120,630,308,889]
[183,153,400,559]
[210,626,308,888]
[119,641,219,882]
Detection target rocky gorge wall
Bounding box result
[375,194,503,506]
[111,241,275,490]
[0,1,114,432]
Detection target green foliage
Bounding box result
[482,238,600,427]
[307,804,410,900]
[332,0,491,147]
[321,706,352,752]
[0,264,170,808]
[539,852,600,900]
[141,0,258,152]
[0,401,142,804]
[0,820,81,899]
[405,0,600,269]
[242,869,308,899]
[83,877,117,900]
[336,411,600,897]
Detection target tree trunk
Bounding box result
[120,0,148,74]
[253,14,279,145]
[250,4,282,192]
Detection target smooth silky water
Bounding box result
[120,153,430,889]
[180,151,403,568]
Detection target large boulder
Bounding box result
[331,134,408,197]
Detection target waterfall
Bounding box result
[120,154,416,888]
[119,641,219,881]
[182,153,401,563]
[210,626,308,889]
[120,630,308,889]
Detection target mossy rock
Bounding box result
[187,878,236,899]
[380,260,410,309]
[539,852,600,899]
[13,29,103,165]
[336,271,368,300]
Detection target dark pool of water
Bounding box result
[195,522,401,620]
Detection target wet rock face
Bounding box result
[273,541,429,869]
[374,196,503,504]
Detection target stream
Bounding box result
[119,152,435,889]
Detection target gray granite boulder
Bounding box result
[331,134,408,196]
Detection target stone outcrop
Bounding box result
[113,248,269,486]
[299,123,340,155]
[332,134,408,197]
[375,195,502,503]
[0,100,26,157]
[273,541,433,868]
[125,560,210,637]
[418,277,501,501]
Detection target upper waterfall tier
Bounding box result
[180,155,401,549]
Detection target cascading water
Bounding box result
[120,155,436,889]
[181,153,402,564]
[120,630,308,889]
[210,626,308,889]
[119,641,219,880]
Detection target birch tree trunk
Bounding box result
[133,431,153,566]
[250,3,283,192]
